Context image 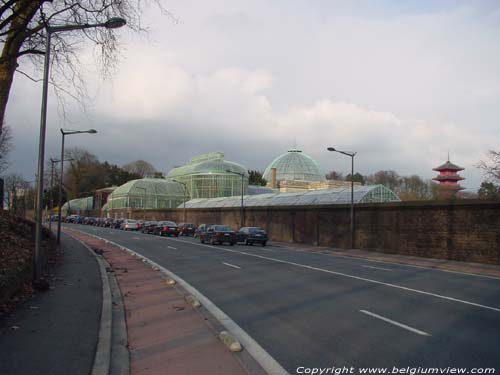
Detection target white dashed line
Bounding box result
[360,310,431,336]
[167,246,177,250]
[363,265,393,272]
[223,262,242,270]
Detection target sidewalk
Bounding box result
[0,232,102,375]
[67,228,251,375]
[271,241,500,278]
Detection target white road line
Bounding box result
[363,265,393,272]
[360,310,431,336]
[167,246,177,250]
[223,262,242,270]
[75,231,500,314]
[179,241,500,313]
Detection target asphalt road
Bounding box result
[68,224,500,374]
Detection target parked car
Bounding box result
[199,225,237,245]
[155,221,180,237]
[142,221,158,234]
[75,216,85,224]
[65,215,79,223]
[178,223,196,236]
[120,219,139,231]
[194,223,212,238]
[83,217,95,225]
[137,220,145,231]
[237,227,268,246]
[103,218,114,227]
[111,219,124,229]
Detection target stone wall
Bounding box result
[109,200,500,265]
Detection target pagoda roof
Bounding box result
[432,175,464,181]
[433,160,464,171]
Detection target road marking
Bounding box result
[363,265,393,272]
[132,237,140,240]
[360,310,431,336]
[69,229,500,314]
[167,246,177,250]
[190,243,500,313]
[223,262,242,270]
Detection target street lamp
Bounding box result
[136,186,147,220]
[225,170,246,228]
[34,16,126,280]
[327,147,357,249]
[49,157,73,232]
[171,179,188,222]
[56,129,97,244]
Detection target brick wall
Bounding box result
[110,200,500,265]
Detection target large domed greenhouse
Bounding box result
[102,178,186,211]
[166,152,248,199]
[263,149,325,183]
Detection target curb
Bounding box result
[67,228,289,375]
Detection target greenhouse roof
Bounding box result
[181,185,400,208]
[110,178,184,197]
[167,152,246,178]
[263,149,325,182]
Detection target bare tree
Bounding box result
[4,172,32,215]
[0,0,169,133]
[325,170,344,180]
[477,150,500,185]
[122,159,157,178]
[0,125,12,174]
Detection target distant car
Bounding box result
[121,219,139,231]
[178,223,196,236]
[83,217,94,225]
[194,224,212,238]
[137,220,145,231]
[64,214,79,223]
[155,221,179,237]
[237,227,268,246]
[142,221,158,234]
[111,219,124,229]
[103,218,114,227]
[75,216,85,224]
[199,225,236,245]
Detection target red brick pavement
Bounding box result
[66,229,248,375]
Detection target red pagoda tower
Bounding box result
[432,158,465,198]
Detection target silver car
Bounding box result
[120,219,139,231]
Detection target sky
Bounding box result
[5,0,500,191]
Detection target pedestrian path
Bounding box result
[0,232,102,375]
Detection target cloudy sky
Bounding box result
[5,0,500,191]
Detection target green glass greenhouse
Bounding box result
[61,196,94,216]
[263,149,325,183]
[166,152,248,199]
[102,178,186,211]
[181,185,400,208]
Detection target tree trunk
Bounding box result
[0,59,18,130]
[0,0,41,133]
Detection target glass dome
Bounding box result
[61,196,94,216]
[104,178,185,210]
[263,149,325,183]
[166,152,248,199]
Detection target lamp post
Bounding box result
[34,16,126,280]
[49,157,74,232]
[136,186,146,220]
[171,179,188,222]
[56,129,97,244]
[225,170,246,228]
[327,147,357,249]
